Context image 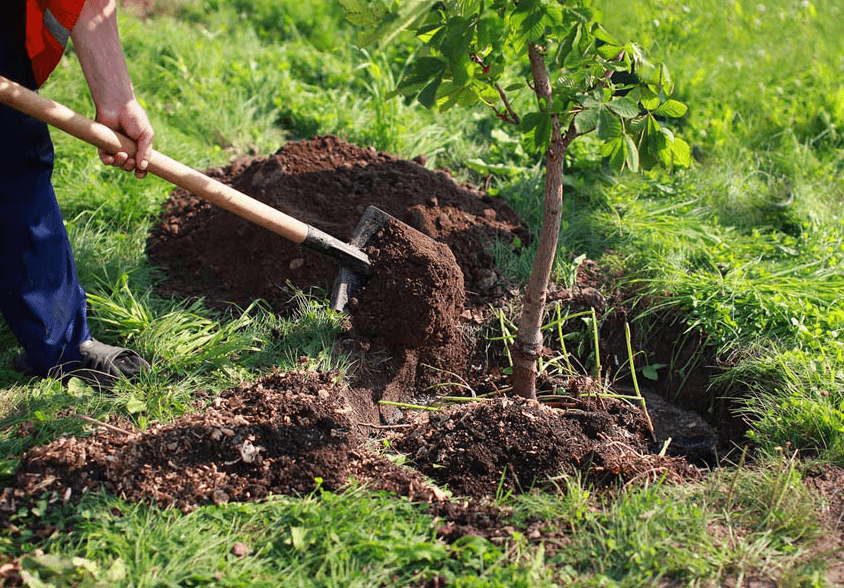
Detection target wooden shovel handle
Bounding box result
[0,74,309,244]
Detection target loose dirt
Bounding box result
[146,135,524,316]
[350,216,465,350]
[3,127,841,588]
[3,135,721,548]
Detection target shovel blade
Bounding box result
[330,205,396,312]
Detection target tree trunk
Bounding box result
[511,44,576,400]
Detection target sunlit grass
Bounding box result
[1,0,844,585]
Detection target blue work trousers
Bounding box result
[1,11,90,374]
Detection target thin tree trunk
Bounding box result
[511,44,575,400]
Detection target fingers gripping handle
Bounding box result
[0,74,310,244]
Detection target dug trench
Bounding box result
[4,136,755,538]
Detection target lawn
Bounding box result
[1,0,843,586]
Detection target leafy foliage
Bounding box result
[342,0,690,172]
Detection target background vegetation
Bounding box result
[1,0,842,585]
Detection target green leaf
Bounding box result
[67,377,93,397]
[20,554,101,587]
[511,0,549,42]
[640,114,668,169]
[623,134,639,172]
[581,92,602,109]
[437,82,479,111]
[456,84,480,107]
[356,0,439,48]
[449,52,472,86]
[640,86,660,111]
[606,96,639,119]
[672,137,692,168]
[596,43,623,60]
[642,363,666,380]
[545,4,564,27]
[397,57,446,96]
[126,396,147,414]
[534,113,552,151]
[412,56,448,77]
[627,115,647,138]
[601,137,626,172]
[417,76,442,108]
[339,0,386,27]
[657,63,674,93]
[639,151,659,171]
[592,24,622,47]
[475,12,497,50]
[105,558,129,583]
[554,22,581,65]
[654,130,673,168]
[439,17,472,59]
[597,106,622,140]
[415,23,443,44]
[520,111,544,132]
[654,99,688,118]
[290,526,308,551]
[475,82,500,104]
[519,111,551,151]
[575,107,599,134]
[646,112,661,135]
[466,158,527,176]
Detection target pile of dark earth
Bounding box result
[4,135,722,539]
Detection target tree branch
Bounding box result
[494,83,520,125]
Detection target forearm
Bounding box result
[69,0,153,176]
[70,0,135,116]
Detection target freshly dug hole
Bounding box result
[350,218,465,349]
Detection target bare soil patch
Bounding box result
[146,135,524,317]
[4,136,740,557]
[4,134,841,587]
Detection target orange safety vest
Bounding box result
[25,0,87,87]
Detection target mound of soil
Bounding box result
[147,135,516,423]
[147,135,526,315]
[7,371,441,514]
[5,372,696,515]
[3,136,705,527]
[350,216,465,350]
[394,395,700,498]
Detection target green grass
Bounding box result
[584,0,844,464]
[11,485,557,588]
[6,460,827,587]
[2,0,844,585]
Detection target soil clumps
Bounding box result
[147,135,524,316]
[394,395,700,498]
[350,217,465,350]
[5,372,697,515]
[5,136,705,522]
[7,371,441,514]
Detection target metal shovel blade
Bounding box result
[330,205,396,312]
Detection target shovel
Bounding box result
[0,74,390,311]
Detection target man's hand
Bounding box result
[96,99,154,179]
[71,0,154,179]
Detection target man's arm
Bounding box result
[70,0,153,178]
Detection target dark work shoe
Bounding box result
[73,339,150,390]
[12,339,150,390]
